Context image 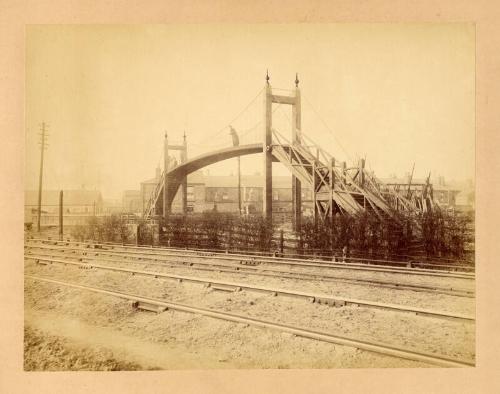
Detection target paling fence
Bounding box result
[62,210,474,264]
[140,211,474,264]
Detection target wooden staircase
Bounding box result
[271,129,399,223]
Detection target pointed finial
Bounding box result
[295,73,299,87]
[266,69,270,84]
[164,130,168,139]
[183,130,186,140]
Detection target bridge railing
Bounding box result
[144,170,165,218]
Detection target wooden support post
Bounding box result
[292,176,301,231]
[59,190,63,241]
[292,82,302,231]
[330,158,335,229]
[163,132,169,219]
[263,79,273,223]
[312,162,318,227]
[236,156,241,215]
[37,122,48,232]
[181,133,188,215]
[280,229,284,256]
[360,158,365,187]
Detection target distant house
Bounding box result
[139,170,313,216]
[102,198,123,214]
[122,190,142,214]
[380,176,461,209]
[455,189,475,212]
[201,174,312,214]
[25,189,103,226]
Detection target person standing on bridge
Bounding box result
[229,125,239,147]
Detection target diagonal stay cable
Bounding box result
[238,104,283,141]
[198,87,265,145]
[302,93,354,163]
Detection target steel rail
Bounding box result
[28,238,475,275]
[25,247,475,298]
[132,243,475,272]
[25,240,475,280]
[73,239,476,271]
[27,237,475,272]
[25,274,475,368]
[27,238,474,275]
[25,255,474,322]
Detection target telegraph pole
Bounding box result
[237,156,241,215]
[229,126,241,215]
[37,122,48,232]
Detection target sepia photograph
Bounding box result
[23,23,475,371]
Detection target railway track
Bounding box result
[26,238,475,278]
[25,274,475,368]
[25,255,474,322]
[25,246,475,298]
[25,240,476,282]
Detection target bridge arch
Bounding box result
[160,143,265,211]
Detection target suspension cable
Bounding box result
[198,87,265,145]
[238,104,283,141]
[302,93,354,162]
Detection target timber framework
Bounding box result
[144,73,434,230]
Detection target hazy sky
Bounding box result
[25,24,475,199]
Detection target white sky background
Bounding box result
[25,24,475,199]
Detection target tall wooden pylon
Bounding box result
[163,132,169,219]
[262,72,303,228]
[263,72,273,222]
[292,73,302,231]
[181,132,188,215]
[160,131,189,218]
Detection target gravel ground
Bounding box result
[25,248,476,315]
[25,259,475,367]
[25,282,432,369]
[25,244,476,292]
[24,325,147,371]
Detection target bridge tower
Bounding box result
[263,72,302,230]
[162,132,188,218]
[181,131,188,215]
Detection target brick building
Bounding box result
[132,170,313,217]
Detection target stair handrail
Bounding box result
[143,170,165,218]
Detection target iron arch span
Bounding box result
[161,143,268,211]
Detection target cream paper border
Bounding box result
[1,1,499,393]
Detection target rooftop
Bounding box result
[25,189,103,206]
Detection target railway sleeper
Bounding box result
[240,260,260,266]
[130,300,168,314]
[314,297,347,308]
[207,283,242,293]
